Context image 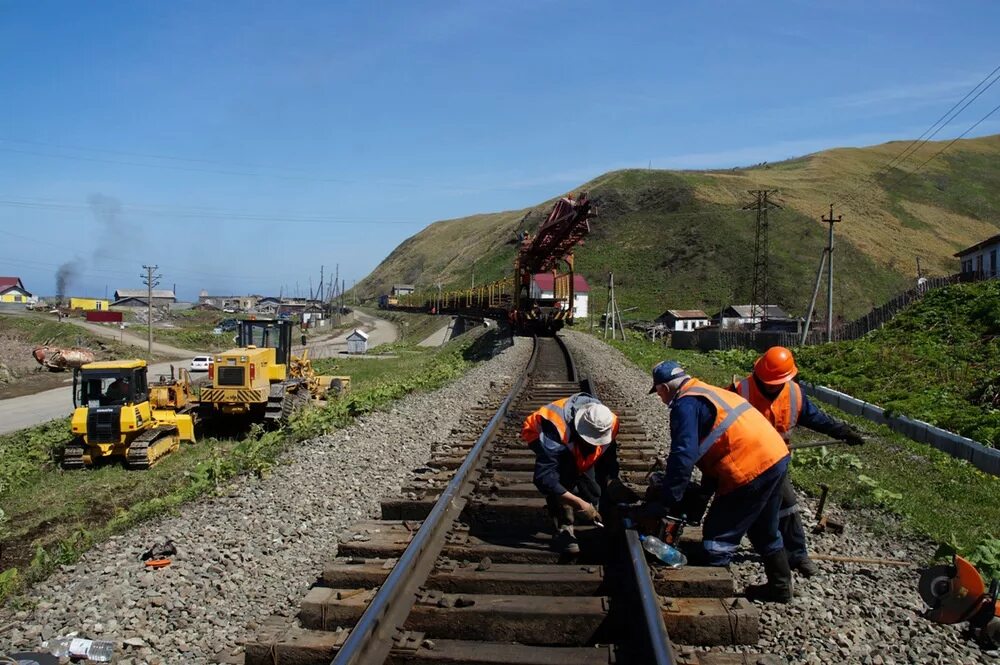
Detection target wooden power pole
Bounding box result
[801,204,842,343]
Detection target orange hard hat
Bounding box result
[753,346,798,385]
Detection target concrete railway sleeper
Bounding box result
[246,336,784,665]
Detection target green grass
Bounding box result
[594,330,1000,577]
[130,323,233,353]
[0,328,501,603]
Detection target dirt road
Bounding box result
[0,311,399,434]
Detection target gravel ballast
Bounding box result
[1,335,531,664]
[562,330,997,665]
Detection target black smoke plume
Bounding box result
[55,260,82,304]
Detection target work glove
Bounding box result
[578,503,603,524]
[843,429,866,446]
[831,422,865,446]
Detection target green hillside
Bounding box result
[358,135,1000,320]
[795,280,1000,446]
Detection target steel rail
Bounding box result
[580,376,676,665]
[330,336,542,665]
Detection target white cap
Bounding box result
[573,403,615,446]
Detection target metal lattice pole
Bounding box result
[744,190,781,328]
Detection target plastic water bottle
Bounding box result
[47,636,115,662]
[640,534,688,568]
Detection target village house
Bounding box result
[714,304,791,329]
[0,276,36,305]
[69,297,110,311]
[530,274,590,318]
[955,234,1000,279]
[656,309,711,332]
[391,284,415,297]
[112,288,177,308]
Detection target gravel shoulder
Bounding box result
[1,336,532,664]
[561,330,996,665]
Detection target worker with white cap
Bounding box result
[521,393,622,555]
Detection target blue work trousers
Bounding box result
[701,457,789,566]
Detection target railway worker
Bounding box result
[521,393,624,555]
[730,346,865,578]
[647,360,794,603]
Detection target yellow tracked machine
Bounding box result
[198,319,349,426]
[64,360,197,469]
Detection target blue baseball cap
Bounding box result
[648,360,689,394]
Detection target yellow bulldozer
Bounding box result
[64,360,198,469]
[198,319,349,426]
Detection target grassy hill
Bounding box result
[794,280,1000,446]
[358,135,1000,320]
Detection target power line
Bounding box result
[879,100,1000,192]
[832,64,1000,211]
[875,65,1000,176]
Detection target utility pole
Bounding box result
[141,264,161,359]
[743,190,781,328]
[800,204,842,344]
[603,273,625,340]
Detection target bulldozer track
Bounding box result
[125,425,179,470]
[61,440,86,470]
[246,336,783,664]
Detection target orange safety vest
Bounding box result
[733,375,802,440]
[675,379,789,495]
[521,394,620,473]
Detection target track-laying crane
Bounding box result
[510,192,596,333]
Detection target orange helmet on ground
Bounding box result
[753,346,798,385]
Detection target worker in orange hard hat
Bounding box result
[731,346,865,578]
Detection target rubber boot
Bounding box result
[745,550,794,603]
[791,556,819,578]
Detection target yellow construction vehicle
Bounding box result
[198,319,349,426]
[64,360,197,469]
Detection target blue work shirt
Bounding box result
[528,417,620,496]
[662,380,843,506]
[662,392,717,505]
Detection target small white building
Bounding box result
[656,309,711,332]
[530,274,590,318]
[715,305,789,329]
[391,284,415,297]
[346,329,369,355]
[955,234,1000,278]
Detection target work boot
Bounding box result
[549,501,578,554]
[745,550,794,603]
[553,525,580,555]
[791,556,819,578]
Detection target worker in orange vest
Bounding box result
[521,394,623,555]
[648,360,794,602]
[731,346,864,577]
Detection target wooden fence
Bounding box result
[672,271,989,351]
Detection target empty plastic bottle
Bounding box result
[47,636,115,662]
[640,534,687,568]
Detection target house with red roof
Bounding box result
[0,276,36,305]
[530,273,590,318]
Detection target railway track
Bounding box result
[246,336,782,664]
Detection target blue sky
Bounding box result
[2,0,998,300]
